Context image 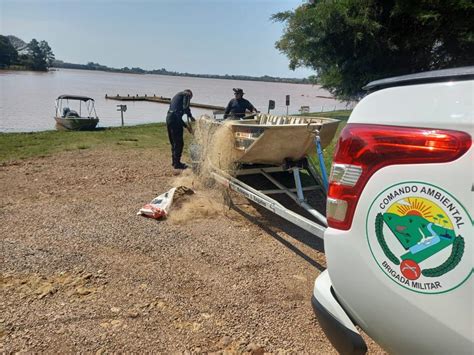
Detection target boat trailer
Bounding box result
[192,112,334,240]
[210,156,328,240]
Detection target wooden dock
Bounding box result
[105,94,225,111]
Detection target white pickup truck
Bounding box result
[312,67,473,354]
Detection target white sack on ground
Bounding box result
[138,186,194,219]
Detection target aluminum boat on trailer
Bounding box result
[54,95,99,131]
[193,113,341,239]
[196,113,340,165]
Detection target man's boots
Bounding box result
[174,162,188,170]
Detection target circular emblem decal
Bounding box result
[366,182,472,294]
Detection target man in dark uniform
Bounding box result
[166,89,195,169]
[223,88,258,119]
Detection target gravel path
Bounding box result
[0,148,385,353]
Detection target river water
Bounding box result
[0,69,350,132]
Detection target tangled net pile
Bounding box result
[169,115,240,223]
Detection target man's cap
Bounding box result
[233,88,244,95]
[184,89,193,96]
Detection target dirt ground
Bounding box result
[0,147,385,353]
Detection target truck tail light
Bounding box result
[327,124,472,230]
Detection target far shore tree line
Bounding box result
[0,35,310,84]
[0,35,54,71]
[51,61,312,84]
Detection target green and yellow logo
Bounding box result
[366,182,472,294]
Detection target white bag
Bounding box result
[137,186,194,219]
[137,187,178,219]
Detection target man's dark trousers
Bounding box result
[166,112,184,167]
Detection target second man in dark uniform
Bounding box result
[223,88,258,119]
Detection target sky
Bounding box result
[1,0,314,78]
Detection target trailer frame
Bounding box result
[210,159,327,239]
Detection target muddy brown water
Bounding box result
[0,68,351,132]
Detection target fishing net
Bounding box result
[168,115,240,223]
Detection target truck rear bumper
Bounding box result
[312,270,367,355]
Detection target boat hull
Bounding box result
[196,114,340,165]
[54,117,99,131]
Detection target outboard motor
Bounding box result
[62,107,70,117]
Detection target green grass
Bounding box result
[0,110,351,170]
[0,123,171,163]
[301,109,352,121]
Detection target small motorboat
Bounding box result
[54,95,99,131]
[194,113,340,166]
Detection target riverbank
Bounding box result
[0,110,351,165]
[0,124,169,163]
[0,66,48,71]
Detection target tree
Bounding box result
[272,0,474,100]
[0,35,18,68]
[24,38,55,71]
[40,40,55,67]
[7,35,28,52]
[27,38,47,70]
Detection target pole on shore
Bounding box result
[267,100,275,114]
[117,104,127,127]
